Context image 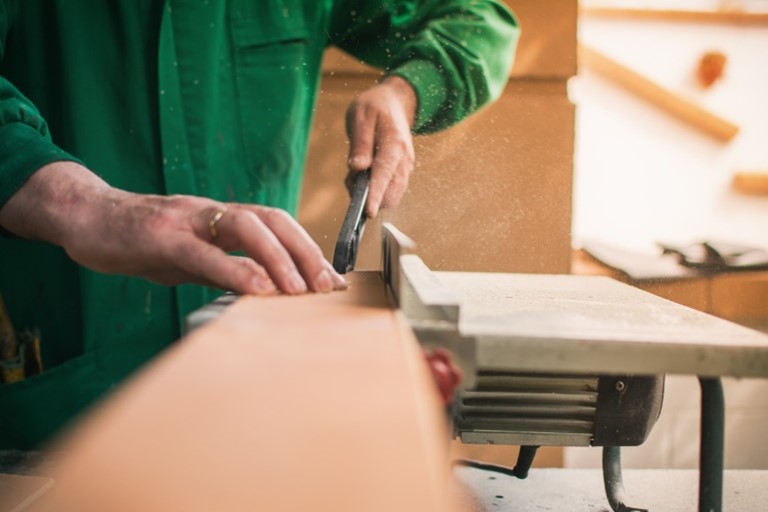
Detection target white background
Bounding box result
[567,2,768,468]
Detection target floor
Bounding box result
[6,450,767,511]
[454,466,768,511]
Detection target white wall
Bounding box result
[567,6,768,469]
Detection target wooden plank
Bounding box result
[579,44,740,142]
[38,272,458,512]
[581,6,768,25]
[433,272,768,378]
[0,474,54,512]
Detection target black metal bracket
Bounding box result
[602,446,649,512]
[699,377,724,512]
[601,377,725,512]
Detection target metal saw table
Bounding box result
[382,225,768,512]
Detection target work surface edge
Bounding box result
[431,272,768,377]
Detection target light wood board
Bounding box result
[37,272,458,512]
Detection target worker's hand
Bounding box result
[346,75,417,217]
[0,162,346,295]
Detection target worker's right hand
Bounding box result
[0,162,346,295]
[345,75,417,218]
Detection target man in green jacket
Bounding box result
[0,1,518,448]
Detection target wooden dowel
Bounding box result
[581,7,768,25]
[578,44,740,142]
[733,171,768,195]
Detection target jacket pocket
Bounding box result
[0,351,104,449]
[230,17,312,184]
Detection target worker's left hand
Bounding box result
[345,75,417,217]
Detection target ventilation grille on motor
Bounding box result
[455,371,599,446]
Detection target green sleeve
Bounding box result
[329,0,520,134]
[0,0,81,209]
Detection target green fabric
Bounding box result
[0,0,518,449]
[0,123,81,206]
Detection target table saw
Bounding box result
[11,224,768,512]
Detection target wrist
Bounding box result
[0,161,115,247]
[381,75,418,129]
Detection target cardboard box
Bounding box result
[321,0,578,80]
[573,250,768,324]
[638,279,710,313]
[710,272,768,324]
[299,78,574,274]
[505,0,578,79]
[451,442,564,469]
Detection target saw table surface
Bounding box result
[433,271,768,377]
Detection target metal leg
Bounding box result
[512,445,539,479]
[602,446,648,512]
[698,377,724,512]
[452,445,540,480]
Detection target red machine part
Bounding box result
[424,348,462,406]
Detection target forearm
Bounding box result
[0,161,117,247]
[379,75,417,128]
[390,0,519,133]
[331,0,520,133]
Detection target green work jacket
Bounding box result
[0,0,518,448]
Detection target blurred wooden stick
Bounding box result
[581,7,768,25]
[579,44,740,142]
[733,171,768,195]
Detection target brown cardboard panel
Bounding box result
[574,250,768,321]
[505,0,577,78]
[711,272,768,322]
[40,273,459,512]
[571,250,709,312]
[321,0,577,79]
[571,249,631,281]
[572,250,710,311]
[319,47,379,76]
[640,279,710,313]
[299,78,574,274]
[450,441,564,468]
